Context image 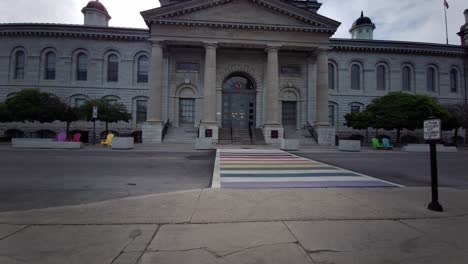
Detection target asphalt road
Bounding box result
[0,148,215,212]
[295,151,468,189]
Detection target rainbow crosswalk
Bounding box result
[212,149,401,188]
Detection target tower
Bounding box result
[82,0,111,27]
[458,9,468,46]
[349,11,376,40]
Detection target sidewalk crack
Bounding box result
[0,225,30,241]
[282,221,316,264]
[189,189,203,223]
[132,225,161,264]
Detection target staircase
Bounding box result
[284,127,317,147]
[218,128,266,145]
[162,126,197,144]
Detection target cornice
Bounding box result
[330,39,466,57]
[0,23,149,41]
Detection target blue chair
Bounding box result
[382,138,393,150]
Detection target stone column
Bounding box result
[315,49,335,145]
[197,42,219,148]
[263,45,283,145]
[142,41,164,144]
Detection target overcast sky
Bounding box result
[0,0,466,44]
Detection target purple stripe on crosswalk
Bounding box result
[221,181,396,188]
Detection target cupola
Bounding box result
[349,11,376,40]
[82,0,111,27]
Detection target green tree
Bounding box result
[345,111,375,142]
[59,106,81,139]
[0,103,12,123]
[448,103,468,144]
[5,89,65,123]
[79,99,131,131]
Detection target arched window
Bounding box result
[14,51,25,79]
[351,64,361,90]
[328,63,335,90]
[76,53,88,81]
[426,67,436,92]
[136,100,148,123]
[137,55,149,83]
[350,102,364,113]
[44,52,56,80]
[450,69,458,93]
[376,65,386,91]
[107,54,119,82]
[402,66,412,91]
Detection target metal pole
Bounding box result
[92,119,96,145]
[428,141,443,211]
[444,7,449,45]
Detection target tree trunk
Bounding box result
[105,121,109,132]
[66,121,70,140]
[375,128,379,137]
[397,128,401,145]
[365,128,369,143]
[466,129,468,144]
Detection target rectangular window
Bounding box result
[136,100,147,124]
[328,105,335,126]
[176,62,200,72]
[280,66,301,75]
[74,98,86,108]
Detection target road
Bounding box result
[295,151,468,188]
[0,148,215,212]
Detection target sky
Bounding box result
[0,0,466,45]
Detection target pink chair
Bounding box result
[56,132,67,142]
[72,133,81,142]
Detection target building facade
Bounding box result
[0,0,467,145]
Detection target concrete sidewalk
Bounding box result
[0,187,467,263]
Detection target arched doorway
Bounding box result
[222,74,256,129]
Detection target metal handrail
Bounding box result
[306,121,318,143]
[161,119,170,142]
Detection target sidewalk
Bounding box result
[0,187,467,264]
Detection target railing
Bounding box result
[306,121,318,143]
[161,119,170,142]
[196,120,201,138]
[248,124,253,145]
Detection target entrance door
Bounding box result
[179,98,195,126]
[282,101,297,127]
[222,75,256,129]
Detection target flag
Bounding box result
[443,0,449,9]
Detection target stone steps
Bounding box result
[163,127,197,144]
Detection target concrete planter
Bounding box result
[12,138,81,149]
[338,140,361,152]
[111,137,134,150]
[402,144,457,153]
[195,138,214,150]
[280,139,300,151]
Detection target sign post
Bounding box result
[92,106,98,145]
[423,117,443,212]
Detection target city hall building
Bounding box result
[0,0,467,145]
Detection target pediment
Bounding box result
[142,0,340,33]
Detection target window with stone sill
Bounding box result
[280,66,301,76]
[137,56,149,83]
[44,52,56,80]
[176,62,200,72]
[14,51,25,80]
[76,53,88,81]
[450,69,458,93]
[136,100,148,123]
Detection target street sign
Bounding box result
[424,118,441,141]
[92,106,98,119]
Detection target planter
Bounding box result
[111,137,134,150]
[12,138,81,149]
[280,139,300,151]
[338,140,361,152]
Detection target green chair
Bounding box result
[372,138,383,149]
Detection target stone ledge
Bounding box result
[12,138,81,149]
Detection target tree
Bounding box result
[345,111,374,141]
[449,103,468,144]
[59,106,81,138]
[347,92,454,144]
[5,89,65,123]
[0,103,12,123]
[79,99,131,131]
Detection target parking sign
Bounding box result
[92,106,98,119]
[424,118,441,141]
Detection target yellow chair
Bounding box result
[100,133,114,147]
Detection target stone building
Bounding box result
[0,0,467,145]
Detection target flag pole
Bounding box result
[444,4,449,44]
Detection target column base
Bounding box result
[315,125,336,146]
[263,124,284,146]
[142,121,163,144]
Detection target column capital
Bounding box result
[265,44,281,53]
[313,48,330,56]
[150,41,165,49]
[204,42,218,49]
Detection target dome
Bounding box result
[82,0,111,19]
[352,11,375,29]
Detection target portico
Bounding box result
[141,0,340,145]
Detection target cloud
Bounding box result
[0,0,466,44]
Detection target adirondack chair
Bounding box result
[372,138,383,149]
[72,133,81,142]
[382,138,393,150]
[56,132,67,142]
[100,133,114,147]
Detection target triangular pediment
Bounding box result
[142,0,340,33]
